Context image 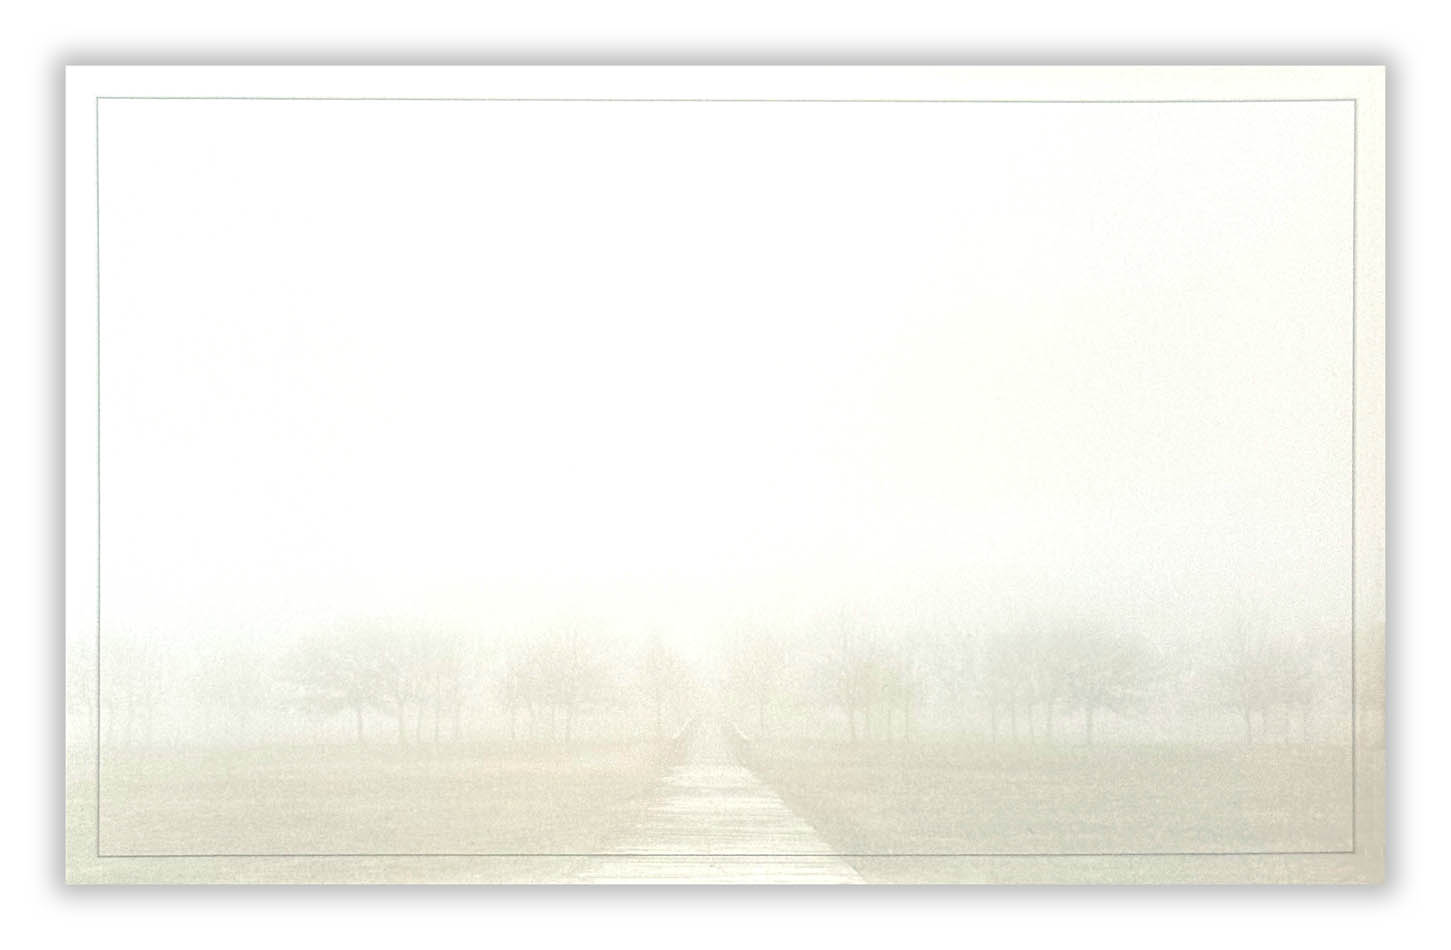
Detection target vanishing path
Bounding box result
[570,721,864,884]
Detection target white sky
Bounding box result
[98,99,1354,661]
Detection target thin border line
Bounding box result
[94,95,103,860]
[95,96,1355,104]
[104,851,1355,859]
[1350,98,1359,851]
[92,95,1361,862]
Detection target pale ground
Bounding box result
[743,737,1355,876]
[67,728,1362,883]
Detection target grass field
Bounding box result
[91,741,674,857]
[71,734,1357,883]
[739,738,1354,876]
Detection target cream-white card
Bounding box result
[65,66,1384,884]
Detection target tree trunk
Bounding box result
[395,702,408,747]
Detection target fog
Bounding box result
[76,97,1358,864]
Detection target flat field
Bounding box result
[88,741,671,857]
[740,739,1353,879]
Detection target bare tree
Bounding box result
[820,610,876,743]
[879,634,927,742]
[195,646,270,745]
[980,632,1030,742]
[525,628,611,745]
[422,632,477,744]
[926,625,978,740]
[726,630,784,738]
[499,644,540,741]
[101,634,165,748]
[639,635,688,740]
[1276,633,1326,743]
[278,628,389,747]
[1219,622,1327,744]
[1053,626,1161,745]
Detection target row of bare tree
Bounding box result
[77,624,695,750]
[278,627,476,747]
[496,631,690,743]
[722,615,1336,746]
[76,612,1338,750]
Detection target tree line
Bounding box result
[78,607,1340,751]
[722,611,1338,746]
[83,623,695,750]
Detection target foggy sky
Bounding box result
[97,99,1354,664]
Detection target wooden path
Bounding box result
[570,721,864,884]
